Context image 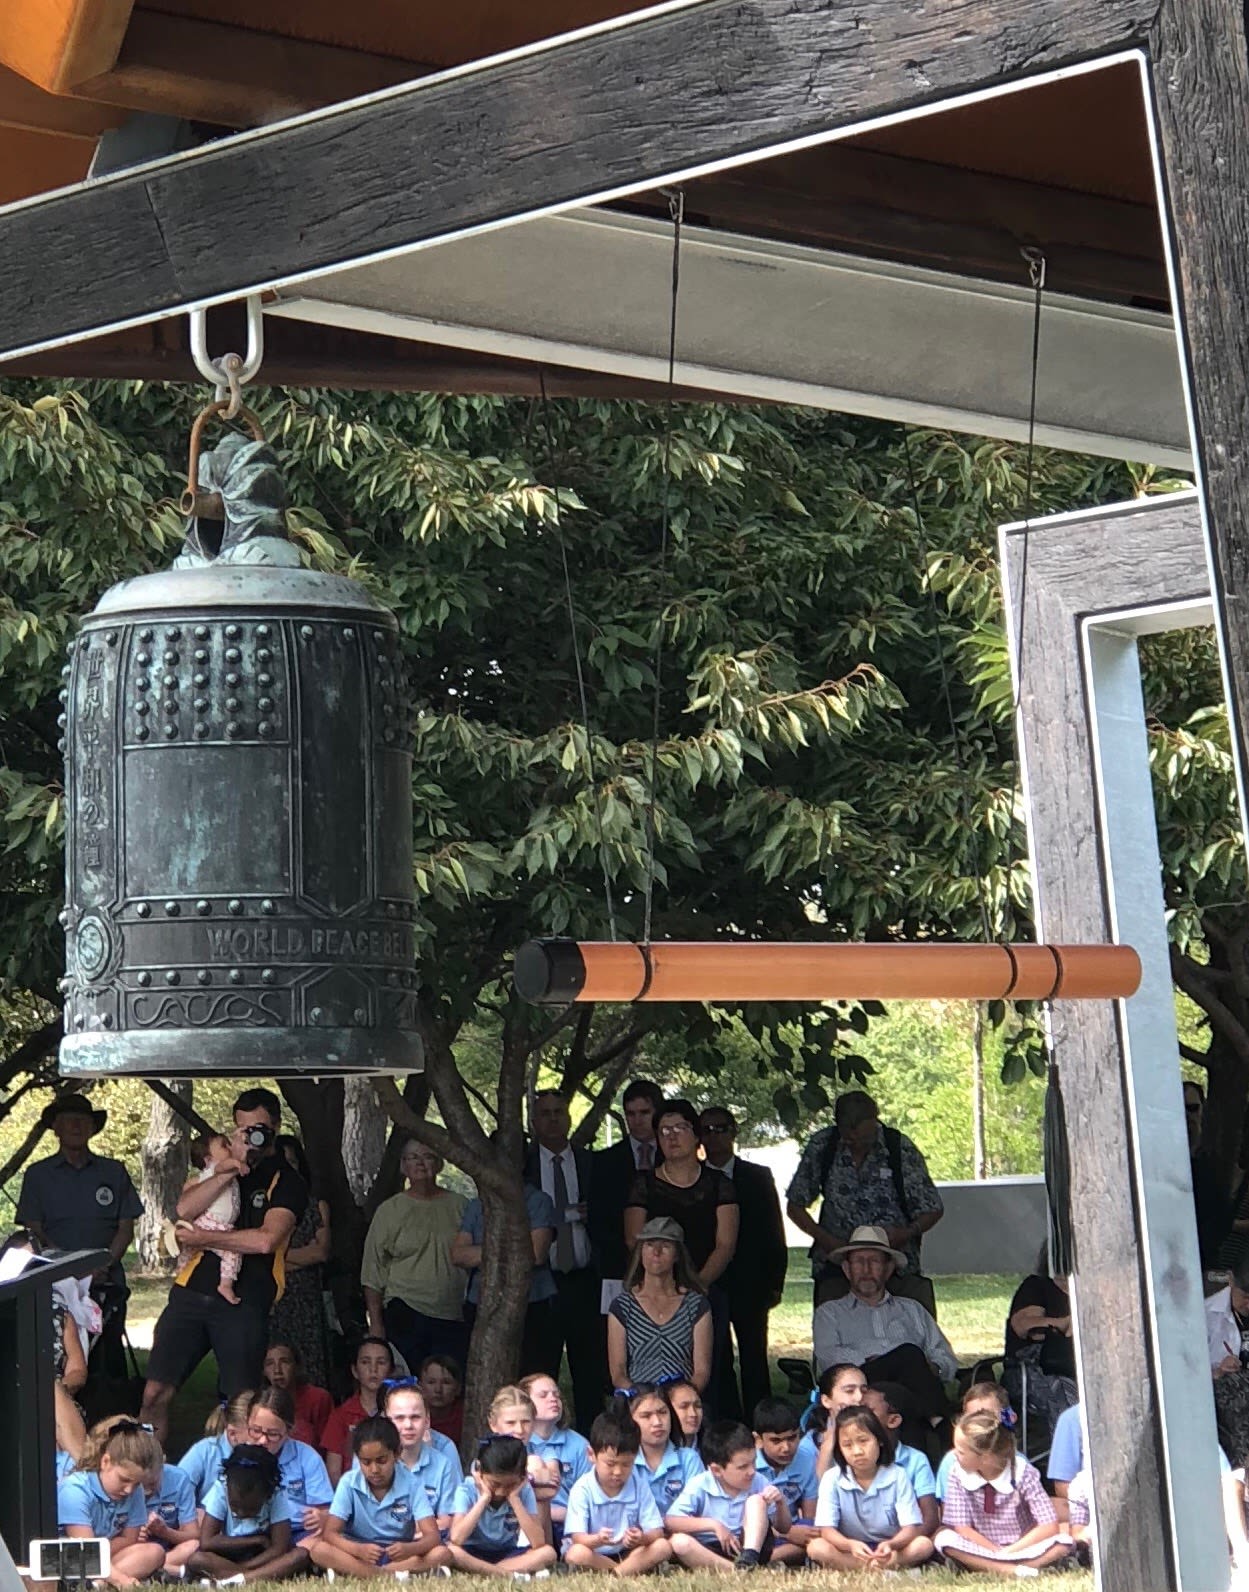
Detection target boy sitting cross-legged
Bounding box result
[752,1397,818,1565]
[309,1416,449,1579]
[562,1409,673,1576]
[666,1419,789,1572]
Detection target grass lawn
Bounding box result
[273,1573,1087,1590]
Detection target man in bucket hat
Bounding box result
[17,1091,143,1385]
[812,1225,957,1440]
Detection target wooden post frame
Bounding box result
[1001,490,1224,1591]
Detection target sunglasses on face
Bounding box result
[700,1122,733,1134]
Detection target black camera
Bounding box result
[241,1123,275,1150]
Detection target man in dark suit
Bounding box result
[588,1079,664,1306]
[524,1089,605,1432]
[699,1106,788,1421]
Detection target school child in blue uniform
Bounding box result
[626,1385,705,1514]
[244,1387,334,1542]
[376,1382,460,1530]
[752,1397,819,1564]
[667,1419,789,1571]
[178,1391,252,1504]
[796,1364,869,1478]
[311,1416,448,1578]
[140,1459,199,1571]
[58,1417,166,1589]
[861,1384,939,1534]
[522,1373,591,1534]
[807,1407,933,1571]
[191,1444,309,1584]
[448,1435,557,1577]
[563,1410,672,1575]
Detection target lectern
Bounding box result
[0,1248,108,1561]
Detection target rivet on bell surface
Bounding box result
[258,672,273,687]
[164,649,179,665]
[79,637,90,651]
[136,902,151,918]
[135,727,149,742]
[163,674,177,690]
[225,648,241,664]
[227,899,243,916]
[261,968,276,984]
[136,676,150,692]
[57,713,67,729]
[260,899,276,915]
[135,701,149,716]
[225,625,241,640]
[229,969,243,984]
[194,723,210,739]
[101,1014,113,1028]
[258,697,273,714]
[226,673,241,689]
[310,1006,323,1022]
[105,632,117,647]
[139,629,153,643]
[341,628,354,642]
[163,700,178,715]
[165,970,180,985]
[194,626,209,641]
[61,664,71,678]
[194,649,208,664]
[193,673,208,689]
[136,652,151,667]
[197,970,212,986]
[353,1008,368,1024]
[194,698,209,713]
[300,626,314,641]
[164,901,180,916]
[163,724,177,739]
[136,971,151,987]
[226,698,240,713]
[257,649,272,664]
[256,624,271,639]
[165,627,181,641]
[195,900,211,916]
[258,722,273,738]
[226,722,242,738]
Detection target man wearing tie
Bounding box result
[698,1106,788,1421]
[589,1079,664,1311]
[524,1089,605,1432]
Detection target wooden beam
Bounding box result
[71,10,426,129]
[0,0,1162,362]
[0,0,133,94]
[0,62,121,139]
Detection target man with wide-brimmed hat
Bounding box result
[17,1091,143,1384]
[812,1225,957,1439]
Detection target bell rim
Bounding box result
[87,564,396,623]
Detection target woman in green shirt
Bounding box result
[362,1141,468,1372]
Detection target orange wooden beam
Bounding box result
[513,938,1142,1005]
[0,0,133,95]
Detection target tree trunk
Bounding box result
[971,1003,987,1181]
[137,1080,191,1274]
[462,1168,533,1451]
[342,1077,389,1207]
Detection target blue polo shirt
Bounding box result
[531,1428,591,1509]
[460,1186,558,1305]
[402,1444,460,1517]
[58,1470,146,1538]
[639,1443,705,1513]
[452,1479,541,1549]
[144,1463,197,1530]
[56,1451,77,1481]
[202,1479,292,1537]
[755,1447,819,1514]
[275,1437,333,1507]
[1048,1405,1083,1485]
[796,1429,826,1475]
[892,1443,936,1502]
[17,1151,142,1260]
[814,1463,920,1544]
[667,1469,770,1535]
[329,1464,431,1545]
[563,1468,662,1554]
[178,1433,234,1502]
[935,1449,955,1500]
[429,1430,464,1484]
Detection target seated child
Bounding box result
[1047,1401,1083,1498]
[310,1415,449,1579]
[935,1410,1076,1575]
[488,1385,560,1528]
[419,1355,465,1448]
[179,1392,252,1505]
[58,1417,167,1589]
[936,1382,1011,1502]
[522,1373,591,1535]
[323,1338,396,1484]
[139,1457,199,1571]
[245,1388,333,1541]
[563,1410,672,1576]
[175,1134,244,1306]
[447,1435,558,1577]
[666,1418,789,1572]
[798,1363,869,1480]
[191,1444,309,1584]
[752,1397,819,1564]
[861,1383,939,1534]
[263,1341,334,1452]
[625,1385,705,1514]
[667,1381,705,1453]
[376,1382,460,1529]
[808,1406,933,1572]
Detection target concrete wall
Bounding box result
[742,1141,1046,1277]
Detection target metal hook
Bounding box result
[189,297,264,413]
[1020,245,1047,292]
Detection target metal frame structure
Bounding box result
[2,2,1249,1585]
[1002,489,1220,1588]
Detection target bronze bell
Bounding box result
[59,417,421,1077]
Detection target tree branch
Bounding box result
[1171,947,1249,1065]
[0,1015,63,1094]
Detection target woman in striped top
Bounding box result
[607,1217,712,1392]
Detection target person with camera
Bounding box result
[140,1088,308,1442]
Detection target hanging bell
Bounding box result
[58,407,421,1077]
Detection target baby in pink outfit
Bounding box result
[176,1133,244,1304]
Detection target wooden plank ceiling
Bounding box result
[0,0,1165,390]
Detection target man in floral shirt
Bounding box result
[785,1091,943,1315]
